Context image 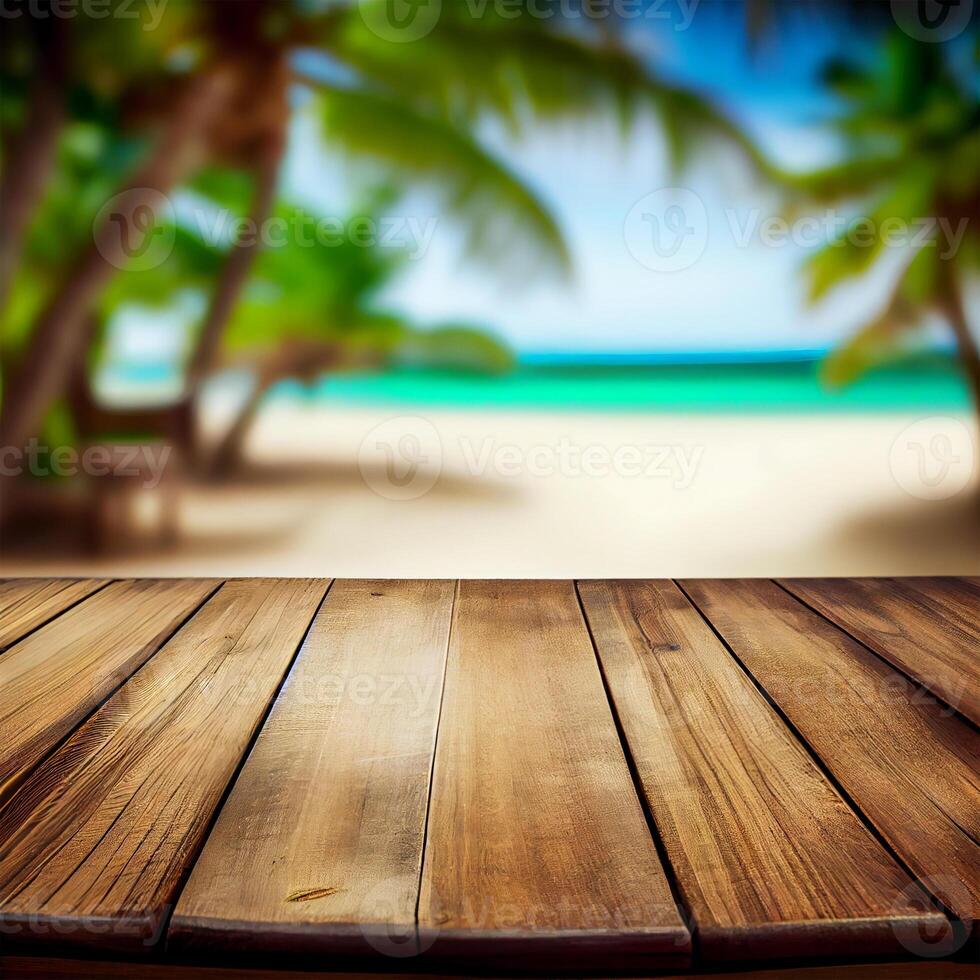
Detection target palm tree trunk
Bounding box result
[0,67,235,457]
[209,375,274,477]
[186,74,289,392]
[0,19,69,309]
[940,261,980,427]
[209,343,346,476]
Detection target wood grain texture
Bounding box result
[170,580,455,958]
[578,579,947,961]
[682,579,980,928]
[0,579,328,954]
[780,578,980,727]
[3,958,978,980]
[417,580,690,969]
[0,579,110,650]
[0,578,220,800]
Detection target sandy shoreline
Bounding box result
[4,404,978,579]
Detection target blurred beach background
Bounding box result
[1,0,977,577]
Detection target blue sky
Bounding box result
[283,7,964,357]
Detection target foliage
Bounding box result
[107,193,514,380]
[1,0,765,464]
[784,32,979,388]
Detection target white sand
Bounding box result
[4,404,978,578]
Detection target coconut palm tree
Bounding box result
[0,1,199,308]
[185,191,515,474]
[6,135,512,467]
[786,32,979,416]
[57,189,513,477]
[0,0,765,459]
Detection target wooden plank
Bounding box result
[0,578,328,954]
[169,580,455,958]
[417,580,690,969]
[0,579,110,650]
[682,579,980,929]
[578,579,947,961]
[0,578,220,799]
[780,578,980,727]
[2,958,977,980]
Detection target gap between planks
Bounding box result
[0,579,114,652]
[679,578,979,936]
[775,578,980,729]
[0,579,224,803]
[0,580,330,954]
[579,579,952,962]
[169,580,455,960]
[0,579,974,971]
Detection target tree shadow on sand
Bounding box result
[822,489,980,576]
[207,459,525,504]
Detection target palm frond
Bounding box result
[821,247,939,388]
[777,156,907,204]
[802,167,938,301]
[395,324,515,374]
[323,11,769,175]
[647,80,773,176]
[313,84,571,280]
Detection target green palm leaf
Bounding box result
[314,84,571,279]
[802,164,938,301]
[395,324,515,374]
[821,247,939,388]
[324,10,769,173]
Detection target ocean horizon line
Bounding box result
[516,348,958,367]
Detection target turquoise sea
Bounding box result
[302,355,970,413]
[106,352,970,412]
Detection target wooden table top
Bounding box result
[0,577,976,979]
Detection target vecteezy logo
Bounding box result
[891,0,974,41]
[624,188,708,272]
[94,189,176,271]
[358,0,442,43]
[358,416,443,500]
[891,875,973,958]
[358,876,440,957]
[889,416,976,500]
[113,205,157,259]
[918,0,960,26]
